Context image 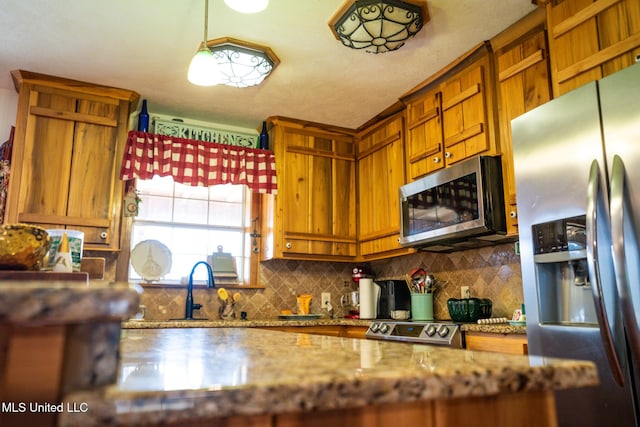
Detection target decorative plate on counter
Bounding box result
[278,314,322,320]
[131,240,172,282]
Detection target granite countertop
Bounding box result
[0,281,141,325]
[461,323,527,334]
[121,317,373,329]
[60,327,595,427]
[121,318,527,334]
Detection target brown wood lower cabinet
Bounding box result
[259,325,369,339]
[464,332,528,355]
[161,389,557,427]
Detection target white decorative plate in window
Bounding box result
[131,240,172,282]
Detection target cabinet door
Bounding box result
[67,97,122,246]
[357,114,413,260]
[405,87,445,181]
[546,0,640,96]
[9,86,125,249]
[441,57,496,166]
[495,28,552,236]
[276,127,356,260]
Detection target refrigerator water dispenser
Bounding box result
[532,216,597,325]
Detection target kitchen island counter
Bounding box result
[60,327,595,427]
[121,317,372,329]
[121,318,526,334]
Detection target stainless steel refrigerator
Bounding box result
[512,62,640,427]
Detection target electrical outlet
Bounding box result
[461,286,470,299]
[321,292,331,307]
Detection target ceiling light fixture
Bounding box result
[188,0,222,86]
[224,0,268,14]
[329,0,429,54]
[206,37,279,88]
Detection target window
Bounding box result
[130,176,252,284]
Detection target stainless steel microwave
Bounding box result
[399,156,508,251]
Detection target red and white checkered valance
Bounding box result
[120,131,277,194]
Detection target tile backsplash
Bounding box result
[137,243,523,321]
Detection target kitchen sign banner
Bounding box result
[119,131,277,194]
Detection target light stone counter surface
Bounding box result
[60,327,595,427]
[0,281,141,324]
[121,317,372,328]
[121,318,526,334]
[460,323,527,334]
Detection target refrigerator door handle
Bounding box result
[610,155,640,372]
[586,160,625,386]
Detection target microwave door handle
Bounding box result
[586,160,625,386]
[610,155,640,372]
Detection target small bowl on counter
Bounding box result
[0,224,51,270]
[390,310,410,320]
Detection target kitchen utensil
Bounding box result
[425,274,437,293]
[217,288,229,301]
[0,224,51,270]
[409,268,426,293]
[447,298,492,322]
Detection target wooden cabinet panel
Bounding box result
[465,332,528,355]
[441,57,497,165]
[342,326,368,339]
[261,118,356,261]
[405,87,444,180]
[357,113,414,260]
[493,10,552,236]
[260,325,369,338]
[546,0,640,96]
[402,43,500,184]
[6,71,138,251]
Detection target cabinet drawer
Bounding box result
[465,332,528,355]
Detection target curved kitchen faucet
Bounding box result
[185,261,216,319]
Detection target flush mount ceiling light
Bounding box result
[224,0,268,13]
[329,0,429,54]
[188,0,222,86]
[206,37,279,88]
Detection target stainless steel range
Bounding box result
[365,320,463,348]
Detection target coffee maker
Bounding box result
[376,280,411,319]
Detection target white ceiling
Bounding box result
[0,0,537,131]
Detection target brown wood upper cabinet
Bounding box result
[403,42,500,182]
[545,0,640,96]
[260,117,357,261]
[492,9,553,237]
[404,85,444,180]
[356,113,414,260]
[5,70,138,251]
